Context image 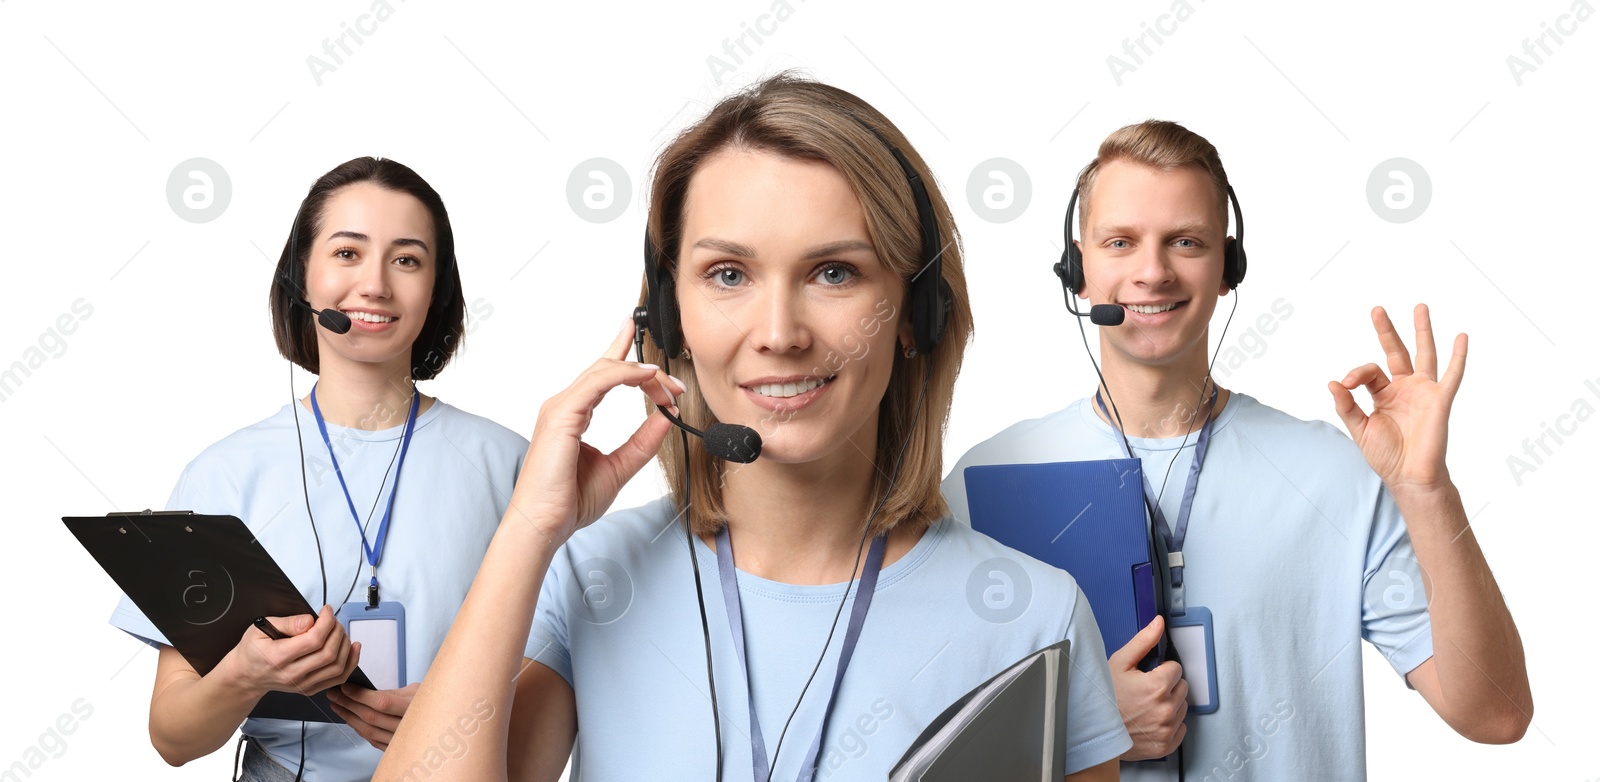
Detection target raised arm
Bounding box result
[1328,304,1531,743]
[374,320,678,781]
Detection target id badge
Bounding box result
[337,601,406,691]
[1168,606,1218,714]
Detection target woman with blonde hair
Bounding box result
[378,75,1129,781]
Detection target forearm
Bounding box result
[1395,483,1531,740]
[1066,758,1119,781]
[375,515,561,781]
[149,653,263,766]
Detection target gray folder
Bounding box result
[890,638,1070,781]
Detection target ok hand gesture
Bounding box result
[1328,304,1467,496]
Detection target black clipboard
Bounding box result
[65,511,374,723]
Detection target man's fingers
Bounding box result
[1152,660,1184,689]
[1412,303,1438,379]
[1328,380,1367,441]
[1110,615,1165,670]
[1370,306,1414,378]
[1341,363,1390,397]
[1441,332,1468,396]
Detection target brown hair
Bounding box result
[640,73,972,537]
[268,157,466,381]
[1076,120,1230,235]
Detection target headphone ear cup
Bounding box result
[642,234,684,356]
[657,274,683,357]
[908,263,945,356]
[1223,239,1246,289]
[1065,244,1086,294]
[915,278,952,355]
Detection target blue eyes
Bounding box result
[1106,239,1201,250]
[816,264,854,285]
[704,263,858,288]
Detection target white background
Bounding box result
[2,0,1594,779]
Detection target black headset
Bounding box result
[640,119,952,359]
[1056,183,1248,296]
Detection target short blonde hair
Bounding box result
[1076,119,1231,235]
[640,73,972,537]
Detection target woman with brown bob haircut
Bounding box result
[378,75,1129,781]
[108,157,529,780]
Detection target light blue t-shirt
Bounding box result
[109,400,526,782]
[526,497,1132,780]
[943,392,1435,782]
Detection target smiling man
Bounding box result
[944,120,1531,780]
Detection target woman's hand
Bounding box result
[503,318,682,547]
[217,605,362,699]
[328,682,420,751]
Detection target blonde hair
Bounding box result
[640,73,972,537]
[1076,119,1231,235]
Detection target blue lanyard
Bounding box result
[309,384,419,605]
[1094,386,1217,614]
[714,526,887,782]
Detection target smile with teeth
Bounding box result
[1124,302,1182,315]
[346,311,396,323]
[750,376,835,398]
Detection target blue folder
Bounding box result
[964,459,1163,670]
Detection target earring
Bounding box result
[680,346,692,360]
[902,344,917,359]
